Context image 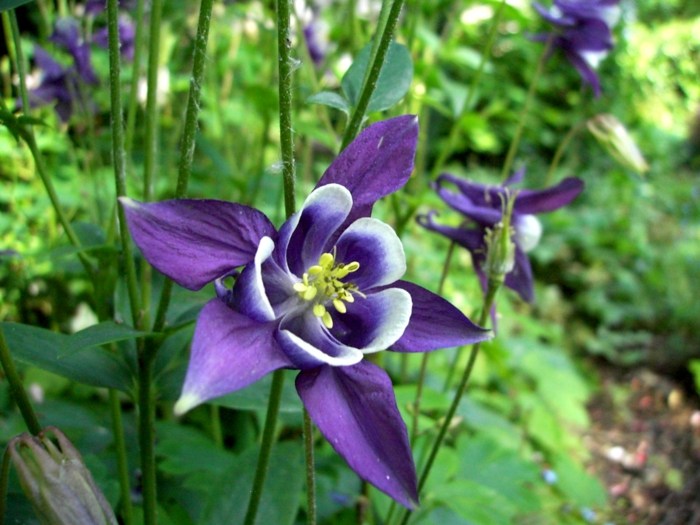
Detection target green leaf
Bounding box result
[0,0,35,13]
[341,40,413,113]
[2,322,133,392]
[307,91,351,114]
[59,321,146,357]
[551,454,607,508]
[201,441,304,525]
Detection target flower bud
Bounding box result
[483,192,516,281]
[9,427,118,525]
[587,114,649,174]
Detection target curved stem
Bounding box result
[340,0,406,150]
[0,445,11,524]
[499,35,553,182]
[397,279,501,525]
[544,120,585,186]
[303,409,317,525]
[0,327,42,436]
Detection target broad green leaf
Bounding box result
[551,454,607,508]
[2,323,133,392]
[307,91,351,114]
[0,0,35,13]
[201,441,304,525]
[341,40,413,113]
[59,321,145,357]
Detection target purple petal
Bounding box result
[281,184,352,276]
[416,212,485,253]
[335,217,406,290]
[119,197,276,290]
[174,299,292,414]
[230,237,278,322]
[504,247,535,303]
[514,177,584,215]
[317,115,418,224]
[33,46,65,79]
[296,361,418,508]
[388,281,491,352]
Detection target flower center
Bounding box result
[292,251,361,329]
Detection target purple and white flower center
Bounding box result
[292,250,363,329]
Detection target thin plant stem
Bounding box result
[499,35,553,182]
[109,389,134,525]
[152,0,214,334]
[429,0,506,178]
[0,446,10,523]
[396,280,501,525]
[0,327,42,436]
[108,0,141,329]
[8,11,29,113]
[544,120,585,186]
[340,0,406,150]
[243,0,298,522]
[137,349,158,525]
[243,370,286,525]
[303,409,317,525]
[210,404,223,448]
[124,0,147,153]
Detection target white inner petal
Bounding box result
[515,214,543,253]
[251,236,276,321]
[360,288,413,354]
[279,329,364,367]
[580,50,607,69]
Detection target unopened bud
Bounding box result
[9,427,118,525]
[484,192,516,280]
[587,114,649,174]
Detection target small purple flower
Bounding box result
[120,116,491,508]
[533,0,621,96]
[93,16,136,61]
[418,169,584,303]
[28,19,97,121]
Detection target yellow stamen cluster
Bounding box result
[293,251,361,329]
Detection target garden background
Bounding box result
[1,0,699,524]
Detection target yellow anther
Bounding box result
[293,282,307,293]
[345,261,360,273]
[313,304,326,318]
[322,311,333,329]
[333,299,347,313]
[319,252,334,268]
[308,265,323,275]
[302,286,317,300]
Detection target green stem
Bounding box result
[108,0,142,329]
[340,0,406,150]
[137,350,157,525]
[109,389,134,525]
[124,0,147,153]
[244,1,298,521]
[499,35,553,182]
[243,370,286,525]
[151,0,214,334]
[142,0,163,202]
[303,409,317,525]
[0,445,11,524]
[0,327,42,436]
[397,280,501,525]
[8,11,29,114]
[544,120,585,186]
[210,404,223,448]
[429,0,506,178]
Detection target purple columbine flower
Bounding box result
[28,19,97,121]
[533,0,621,96]
[418,169,584,303]
[93,16,136,61]
[120,116,491,508]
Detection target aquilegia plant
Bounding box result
[533,0,621,96]
[121,116,491,508]
[418,168,584,304]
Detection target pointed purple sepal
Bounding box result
[389,281,491,352]
[515,177,585,215]
[119,197,276,290]
[175,299,292,414]
[296,361,418,508]
[317,115,418,224]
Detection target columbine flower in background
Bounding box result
[27,19,97,122]
[9,427,118,525]
[418,169,584,303]
[120,116,490,508]
[533,0,621,96]
[93,16,136,61]
[587,114,649,174]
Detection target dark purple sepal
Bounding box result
[504,247,535,303]
[119,197,276,290]
[388,281,491,352]
[175,299,292,414]
[316,115,418,224]
[514,177,584,215]
[296,361,419,509]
